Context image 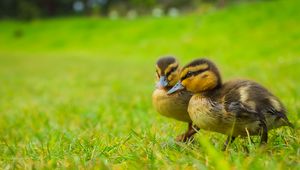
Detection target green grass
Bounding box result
[0,0,300,169]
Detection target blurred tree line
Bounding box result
[0,0,257,20]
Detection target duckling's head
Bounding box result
[168,58,222,94]
[155,56,180,89]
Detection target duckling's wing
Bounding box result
[222,80,292,128]
[241,82,293,127]
[226,101,262,121]
[221,81,262,121]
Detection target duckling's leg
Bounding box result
[176,123,199,142]
[260,120,268,145]
[222,136,236,151]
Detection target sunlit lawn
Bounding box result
[0,0,299,169]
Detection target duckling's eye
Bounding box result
[170,67,177,73]
[185,71,193,78]
[186,71,192,77]
[181,71,193,80]
[181,68,209,81]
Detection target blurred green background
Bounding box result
[0,0,299,169]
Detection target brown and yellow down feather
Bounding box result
[153,89,192,122]
[190,79,292,137]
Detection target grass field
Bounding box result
[0,0,300,169]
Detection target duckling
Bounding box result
[168,58,293,149]
[152,56,199,142]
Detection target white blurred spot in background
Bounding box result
[73,1,84,12]
[127,10,137,20]
[109,10,119,20]
[168,7,179,17]
[152,8,163,18]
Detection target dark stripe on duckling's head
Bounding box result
[156,56,177,75]
[179,58,222,92]
[181,67,209,81]
[181,59,221,82]
[155,56,180,88]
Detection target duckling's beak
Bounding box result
[167,82,185,95]
[156,76,168,88]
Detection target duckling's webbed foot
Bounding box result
[222,136,236,151]
[175,123,199,142]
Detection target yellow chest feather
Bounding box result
[188,95,222,131]
[152,89,191,122]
